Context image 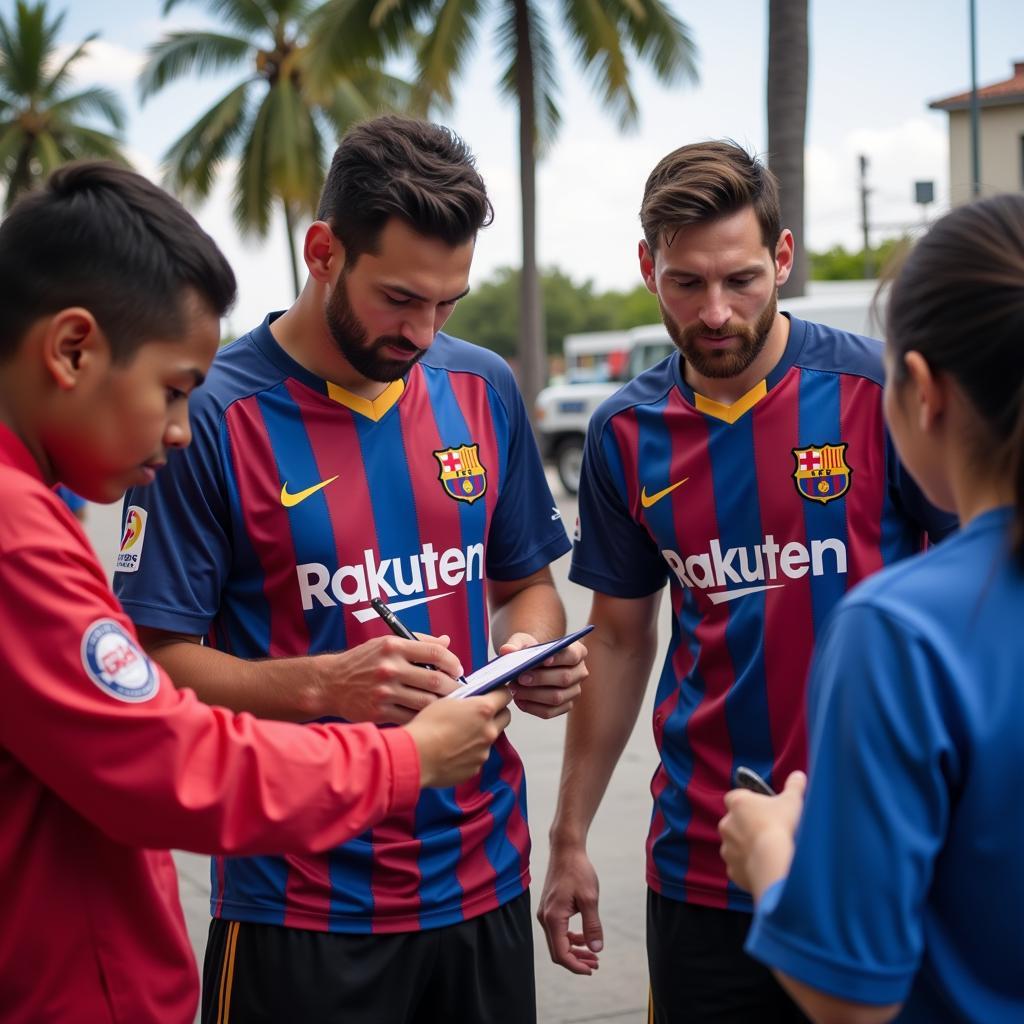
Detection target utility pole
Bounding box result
[968,0,981,197]
[859,155,873,278]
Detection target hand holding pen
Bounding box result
[308,601,465,724]
[370,597,467,685]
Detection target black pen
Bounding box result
[369,597,466,684]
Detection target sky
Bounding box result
[33,0,1024,334]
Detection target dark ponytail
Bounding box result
[886,193,1024,562]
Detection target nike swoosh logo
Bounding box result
[280,475,339,508]
[640,477,688,509]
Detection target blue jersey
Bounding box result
[571,315,954,910]
[747,507,1024,1021]
[114,315,570,933]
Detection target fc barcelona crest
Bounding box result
[792,443,851,504]
[434,443,488,504]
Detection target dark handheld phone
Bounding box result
[734,766,775,796]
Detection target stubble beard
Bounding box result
[662,292,779,380]
[325,273,425,383]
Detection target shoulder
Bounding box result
[188,319,289,423]
[421,331,517,386]
[589,354,679,437]
[0,467,88,561]
[835,518,1000,642]
[790,315,886,387]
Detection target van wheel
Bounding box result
[555,436,585,495]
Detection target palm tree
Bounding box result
[311,0,698,411]
[767,0,808,298]
[0,0,128,211]
[139,0,416,296]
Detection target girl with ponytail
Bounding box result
[717,193,1024,1023]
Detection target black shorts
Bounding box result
[646,889,809,1023]
[202,892,535,1024]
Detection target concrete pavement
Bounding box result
[86,477,670,1023]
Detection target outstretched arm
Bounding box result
[537,589,660,973]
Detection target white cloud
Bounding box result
[53,39,146,86]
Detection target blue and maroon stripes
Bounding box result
[209,363,531,933]
[593,356,926,910]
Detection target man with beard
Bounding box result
[114,115,587,1024]
[536,140,954,1022]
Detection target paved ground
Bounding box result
[87,475,670,1023]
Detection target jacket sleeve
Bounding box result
[0,534,420,855]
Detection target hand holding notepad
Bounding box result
[445,625,594,699]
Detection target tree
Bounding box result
[313,0,697,412]
[444,264,661,361]
[0,0,128,210]
[138,0,415,296]
[767,0,808,298]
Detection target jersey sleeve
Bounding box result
[0,534,421,855]
[569,414,668,597]
[745,599,955,1004]
[113,393,231,635]
[485,369,571,580]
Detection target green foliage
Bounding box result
[139,0,417,292]
[0,0,129,209]
[444,266,660,357]
[809,238,905,280]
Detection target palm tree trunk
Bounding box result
[513,0,546,417]
[767,0,808,298]
[283,199,302,297]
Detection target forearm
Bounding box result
[139,629,325,721]
[549,621,656,846]
[774,974,901,1024]
[489,573,566,648]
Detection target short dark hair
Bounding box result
[0,161,236,363]
[317,114,493,266]
[885,193,1024,561]
[640,140,781,255]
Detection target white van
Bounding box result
[535,281,885,494]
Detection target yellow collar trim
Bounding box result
[693,379,768,424]
[325,379,405,421]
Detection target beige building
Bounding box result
[929,60,1024,203]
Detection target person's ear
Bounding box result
[774,229,794,288]
[903,351,946,432]
[41,308,106,390]
[639,239,658,295]
[304,222,344,283]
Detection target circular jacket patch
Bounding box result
[81,618,159,703]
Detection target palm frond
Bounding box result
[233,86,275,235]
[0,123,28,177]
[415,0,482,105]
[161,80,252,200]
[50,123,129,163]
[613,0,698,84]
[494,0,561,153]
[308,0,427,70]
[263,75,323,211]
[162,0,275,37]
[138,30,252,101]
[41,36,96,100]
[559,0,637,128]
[0,1,63,97]
[47,86,126,131]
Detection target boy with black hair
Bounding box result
[0,161,511,1024]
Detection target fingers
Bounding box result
[784,770,807,796]
[538,898,603,975]
[510,690,578,720]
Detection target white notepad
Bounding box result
[445,625,594,699]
